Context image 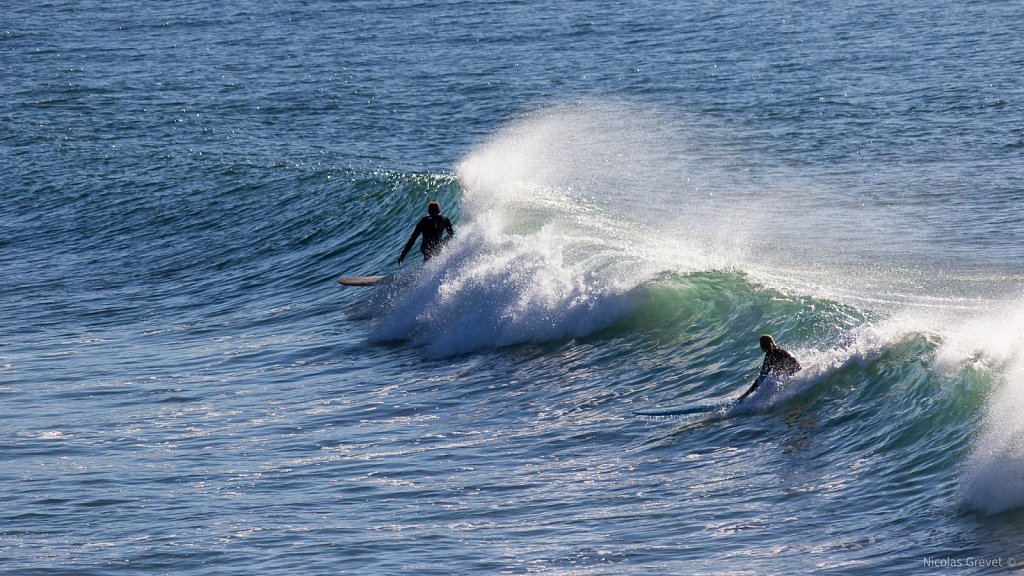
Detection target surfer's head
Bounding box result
[427,201,441,215]
[759,334,776,352]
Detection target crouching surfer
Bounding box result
[737,334,801,402]
[397,200,454,264]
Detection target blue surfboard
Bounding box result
[633,401,733,417]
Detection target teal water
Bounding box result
[3,1,1024,574]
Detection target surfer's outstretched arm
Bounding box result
[737,377,760,402]
[398,225,421,264]
[738,348,772,402]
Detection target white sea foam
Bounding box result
[368,226,644,358]
[947,298,1024,515]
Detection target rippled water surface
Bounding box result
[3,1,1024,574]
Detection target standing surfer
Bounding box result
[737,334,801,402]
[398,201,454,264]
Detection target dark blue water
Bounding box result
[4,1,1024,574]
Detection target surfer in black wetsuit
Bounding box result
[737,334,801,402]
[398,201,454,264]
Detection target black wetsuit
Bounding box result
[401,214,454,262]
[759,347,801,377]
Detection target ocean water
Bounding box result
[3,1,1024,574]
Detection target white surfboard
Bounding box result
[337,275,392,286]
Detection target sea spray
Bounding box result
[950,298,1024,515]
[367,105,719,356]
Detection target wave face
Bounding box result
[357,104,1024,522]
